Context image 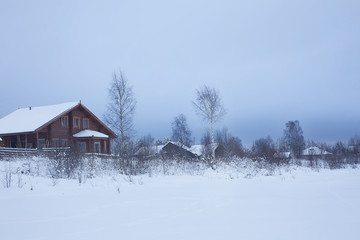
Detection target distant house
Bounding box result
[0,102,117,154]
[134,141,227,159]
[135,141,196,159]
[302,146,332,158]
[190,143,226,158]
[188,144,203,156]
[348,144,360,154]
[134,144,164,158]
[160,142,226,159]
[273,151,291,160]
[160,142,197,159]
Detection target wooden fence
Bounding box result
[0,147,119,159]
[0,147,70,158]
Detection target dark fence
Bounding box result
[0,147,70,158]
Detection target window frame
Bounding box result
[73,117,80,129]
[38,138,46,149]
[61,116,68,128]
[61,139,68,147]
[52,138,59,148]
[94,142,101,154]
[83,118,89,129]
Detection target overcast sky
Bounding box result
[0,0,359,145]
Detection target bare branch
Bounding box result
[104,69,136,156]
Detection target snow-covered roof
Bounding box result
[135,142,222,157]
[163,141,199,153]
[188,143,220,156]
[302,146,332,156]
[153,145,165,154]
[0,102,79,135]
[136,142,194,156]
[189,144,203,156]
[73,129,109,138]
[135,144,165,156]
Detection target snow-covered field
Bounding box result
[0,159,359,240]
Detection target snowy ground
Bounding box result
[0,160,359,240]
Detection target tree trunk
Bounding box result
[120,114,124,156]
[210,118,215,162]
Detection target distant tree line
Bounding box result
[102,69,359,170]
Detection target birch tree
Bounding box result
[104,70,136,156]
[193,86,226,162]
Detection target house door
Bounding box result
[94,142,100,154]
[11,136,17,148]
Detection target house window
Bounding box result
[38,139,46,149]
[94,142,100,154]
[52,138,59,148]
[78,142,86,153]
[61,116,68,128]
[83,119,89,129]
[61,139,68,147]
[73,117,80,129]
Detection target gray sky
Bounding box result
[0,0,359,145]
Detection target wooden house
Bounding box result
[273,151,291,160]
[348,144,360,154]
[189,143,226,159]
[160,142,197,159]
[302,146,332,159]
[0,102,117,154]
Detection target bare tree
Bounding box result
[135,134,155,159]
[193,86,226,160]
[171,114,192,148]
[252,136,276,161]
[283,120,305,158]
[216,127,245,158]
[104,70,136,156]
